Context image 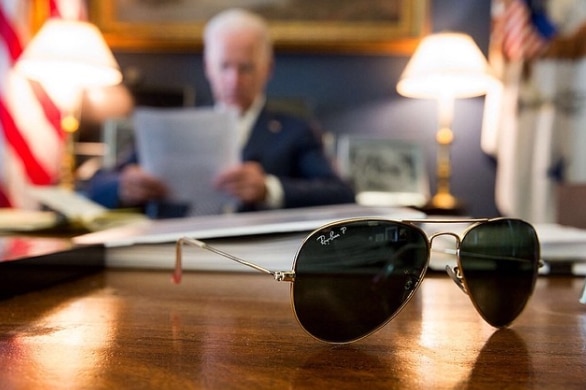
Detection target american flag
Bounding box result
[0,0,86,208]
[492,0,556,61]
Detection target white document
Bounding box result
[27,186,148,231]
[105,233,305,272]
[134,107,239,217]
[29,185,108,221]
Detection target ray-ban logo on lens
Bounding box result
[317,226,347,245]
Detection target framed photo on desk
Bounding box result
[337,136,430,207]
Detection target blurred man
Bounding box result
[86,8,354,217]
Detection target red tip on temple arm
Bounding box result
[171,269,182,284]
[172,240,184,284]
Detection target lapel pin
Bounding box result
[268,120,282,133]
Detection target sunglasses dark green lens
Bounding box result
[292,220,429,343]
[459,219,540,327]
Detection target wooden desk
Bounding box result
[1,270,585,389]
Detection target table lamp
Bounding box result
[15,19,122,190]
[397,32,496,212]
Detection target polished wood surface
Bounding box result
[1,270,585,389]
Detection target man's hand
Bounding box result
[214,162,267,204]
[118,164,168,206]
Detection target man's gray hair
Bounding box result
[204,8,273,59]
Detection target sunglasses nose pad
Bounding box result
[446,265,468,294]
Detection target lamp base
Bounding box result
[420,192,467,216]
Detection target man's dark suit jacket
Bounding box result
[84,105,355,218]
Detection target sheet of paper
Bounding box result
[0,208,60,232]
[134,107,239,217]
[29,186,108,220]
[26,186,148,232]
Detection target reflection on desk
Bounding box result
[0,271,584,389]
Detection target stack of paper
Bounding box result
[73,204,426,270]
[72,205,586,275]
[111,233,304,272]
[535,223,586,261]
[426,222,586,275]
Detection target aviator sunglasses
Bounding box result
[173,217,541,343]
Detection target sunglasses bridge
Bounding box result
[428,231,468,294]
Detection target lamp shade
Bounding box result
[15,19,122,88]
[397,32,496,99]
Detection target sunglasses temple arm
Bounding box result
[445,265,468,294]
[173,237,294,284]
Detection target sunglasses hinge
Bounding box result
[273,271,295,282]
[445,265,468,294]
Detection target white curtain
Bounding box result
[484,0,586,224]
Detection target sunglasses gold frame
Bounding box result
[173,217,542,343]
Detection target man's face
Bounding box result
[204,30,272,113]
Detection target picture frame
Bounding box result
[337,136,430,207]
[88,0,429,54]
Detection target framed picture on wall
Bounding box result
[337,136,430,207]
[86,0,429,53]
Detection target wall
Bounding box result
[112,0,498,217]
